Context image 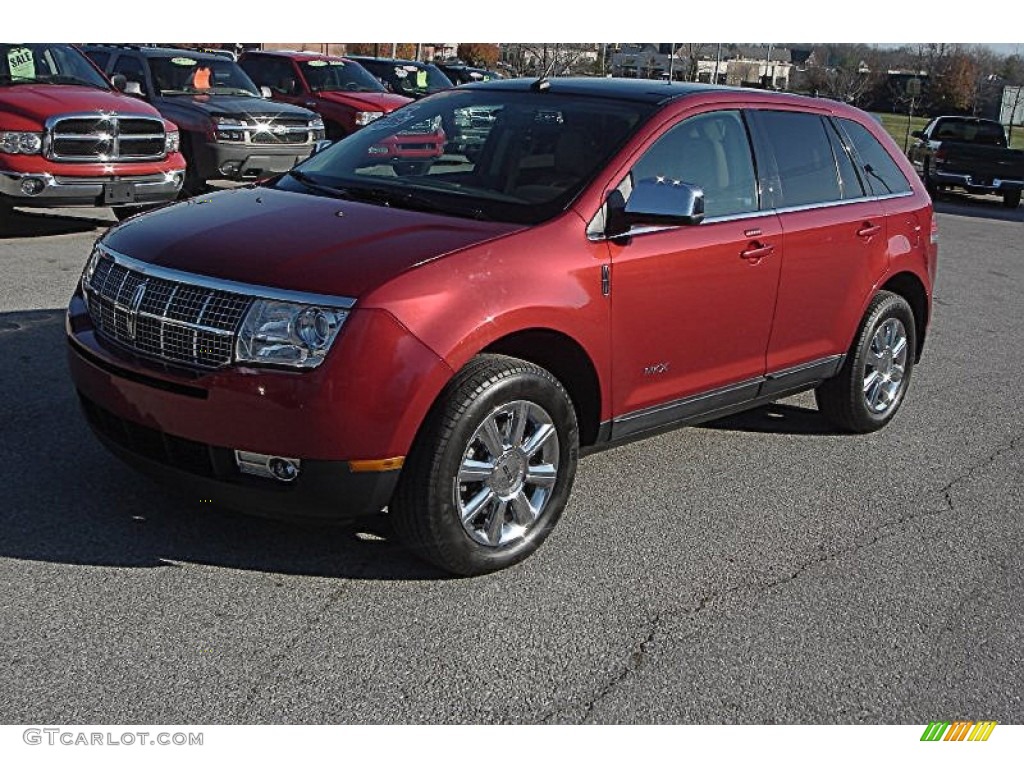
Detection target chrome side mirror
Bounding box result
[623,177,705,227]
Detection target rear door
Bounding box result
[749,109,889,379]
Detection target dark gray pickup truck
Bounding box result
[908,116,1023,208]
[82,46,325,198]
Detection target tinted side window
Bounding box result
[825,119,866,200]
[631,110,758,218]
[241,57,299,95]
[757,111,842,207]
[111,55,147,94]
[839,118,913,195]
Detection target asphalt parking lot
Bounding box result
[1,193,1022,724]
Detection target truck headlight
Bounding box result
[235,299,349,369]
[165,130,180,154]
[355,111,384,127]
[0,131,43,154]
[212,117,245,142]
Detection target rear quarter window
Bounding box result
[838,118,913,196]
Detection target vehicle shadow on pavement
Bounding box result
[0,208,114,239]
[0,309,451,581]
[700,403,838,436]
[932,196,1024,223]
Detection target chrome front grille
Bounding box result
[47,113,166,162]
[246,118,315,145]
[83,251,251,369]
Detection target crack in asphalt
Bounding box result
[543,432,1023,724]
[234,548,378,720]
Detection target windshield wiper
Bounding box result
[344,185,490,220]
[286,170,356,200]
[42,75,108,90]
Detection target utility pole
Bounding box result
[391,43,397,58]
[714,42,722,84]
[668,43,675,82]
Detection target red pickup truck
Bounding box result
[1,43,185,226]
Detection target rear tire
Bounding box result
[390,354,579,576]
[815,291,916,433]
[1003,189,1021,209]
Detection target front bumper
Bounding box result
[193,141,314,182]
[66,282,455,520]
[71,348,400,522]
[0,170,185,208]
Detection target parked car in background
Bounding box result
[68,79,936,575]
[1,42,184,225]
[83,45,324,195]
[239,50,446,175]
[436,63,503,85]
[908,115,1023,208]
[346,56,453,100]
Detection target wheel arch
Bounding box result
[880,271,929,362]
[481,328,603,448]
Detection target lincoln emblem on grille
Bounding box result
[126,281,148,340]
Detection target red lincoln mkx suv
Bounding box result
[67,78,937,575]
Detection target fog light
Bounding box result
[20,177,45,196]
[234,450,302,483]
[219,161,241,176]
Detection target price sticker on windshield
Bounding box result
[170,57,197,66]
[7,47,35,79]
[308,60,328,68]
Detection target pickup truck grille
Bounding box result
[46,113,167,162]
[247,117,315,145]
[83,251,252,370]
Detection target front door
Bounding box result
[606,109,782,438]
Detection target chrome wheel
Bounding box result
[863,317,908,414]
[455,400,560,547]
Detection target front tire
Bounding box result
[815,291,916,433]
[391,354,579,576]
[1003,189,1021,209]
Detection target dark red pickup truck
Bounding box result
[1,43,185,225]
[908,116,1023,208]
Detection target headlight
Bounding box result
[212,117,245,142]
[235,299,349,369]
[354,111,383,127]
[164,130,180,154]
[0,131,43,154]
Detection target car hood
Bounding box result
[158,94,315,120]
[314,90,411,113]
[0,84,160,127]
[103,186,523,298]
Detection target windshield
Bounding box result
[150,55,260,97]
[357,59,453,98]
[276,90,653,225]
[0,44,109,89]
[300,59,386,93]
